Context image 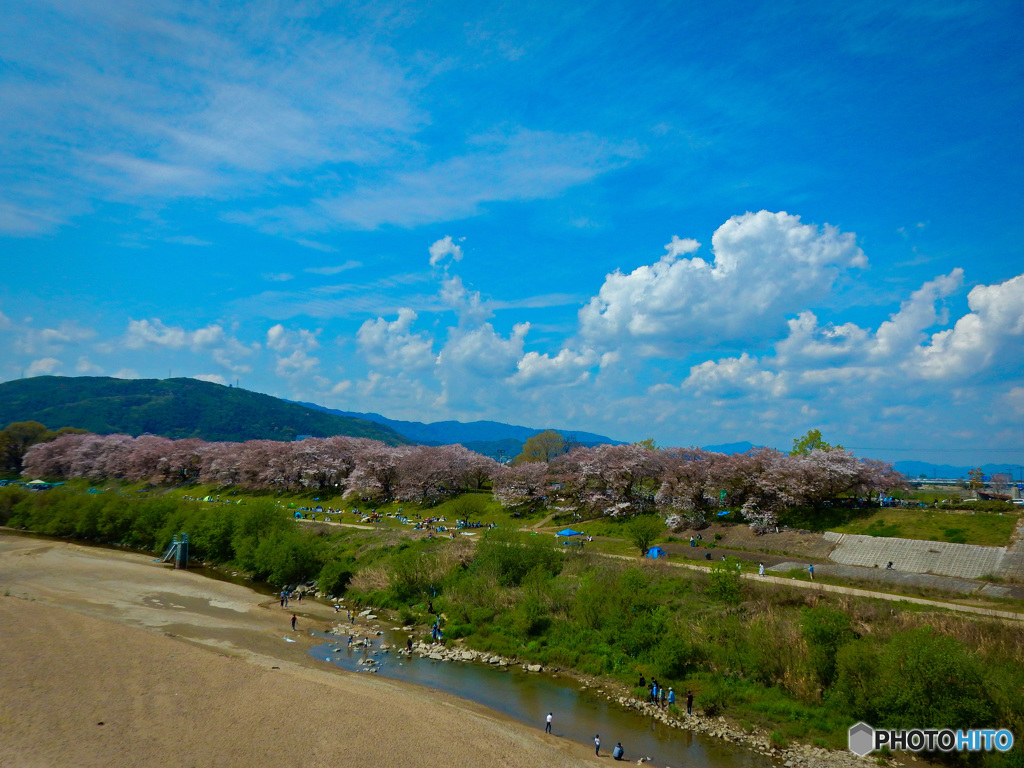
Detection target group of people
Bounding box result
[542,682,696,760]
[544,715,626,761]
[637,675,693,715]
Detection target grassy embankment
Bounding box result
[3,481,1024,765]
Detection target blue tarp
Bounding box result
[717,510,731,517]
[556,528,583,536]
[647,546,666,558]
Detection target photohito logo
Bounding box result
[848,723,1014,757]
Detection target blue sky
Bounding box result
[2,0,1023,464]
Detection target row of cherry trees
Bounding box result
[494,443,906,528]
[24,433,905,527]
[23,433,495,503]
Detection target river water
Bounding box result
[308,628,775,768]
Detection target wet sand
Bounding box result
[0,533,594,768]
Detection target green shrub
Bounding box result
[800,605,855,687]
[707,557,742,604]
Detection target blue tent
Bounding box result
[556,528,582,537]
[646,546,666,558]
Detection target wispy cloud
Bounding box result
[305,261,362,275]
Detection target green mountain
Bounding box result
[0,376,409,445]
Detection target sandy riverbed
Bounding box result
[0,533,595,768]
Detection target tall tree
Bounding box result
[514,430,566,464]
[791,428,842,455]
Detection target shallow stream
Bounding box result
[308,626,775,768]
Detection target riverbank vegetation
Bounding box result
[3,483,1022,767]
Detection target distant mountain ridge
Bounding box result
[893,461,1023,481]
[0,376,409,445]
[295,402,622,456]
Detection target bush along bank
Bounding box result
[3,485,1023,768]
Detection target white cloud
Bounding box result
[683,353,786,398]
[0,2,425,235]
[124,319,225,350]
[437,322,530,381]
[192,373,227,385]
[871,269,963,359]
[113,368,139,379]
[912,273,1024,379]
[16,322,95,356]
[262,273,295,282]
[579,210,867,354]
[311,128,640,230]
[266,324,320,353]
[440,275,492,325]
[0,307,12,331]
[26,357,62,377]
[428,236,464,267]
[305,261,362,275]
[356,309,435,372]
[512,347,597,387]
[166,235,212,246]
[75,356,103,374]
[275,350,319,378]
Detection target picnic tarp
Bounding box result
[556,528,582,537]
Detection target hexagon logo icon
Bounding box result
[849,722,875,756]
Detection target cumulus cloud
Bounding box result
[125,319,225,350]
[16,322,95,356]
[683,353,786,398]
[356,309,435,372]
[192,373,227,385]
[0,307,12,331]
[75,356,103,374]
[438,322,530,381]
[266,324,320,353]
[26,357,62,377]
[912,273,1024,380]
[440,275,492,325]
[579,210,867,354]
[512,347,598,387]
[872,269,963,359]
[428,236,464,267]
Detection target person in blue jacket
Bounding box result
[613,742,625,760]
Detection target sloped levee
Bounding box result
[823,532,1006,579]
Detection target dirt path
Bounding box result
[0,533,595,768]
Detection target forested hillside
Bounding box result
[0,376,408,445]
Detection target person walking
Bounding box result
[758,562,765,576]
[594,735,601,756]
[291,613,297,630]
[808,564,815,580]
[668,688,675,709]
[686,690,693,716]
[545,712,553,734]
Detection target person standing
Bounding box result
[686,690,694,716]
[758,562,765,576]
[545,712,553,734]
[594,735,601,756]
[668,688,675,709]
[291,614,297,630]
[808,564,815,580]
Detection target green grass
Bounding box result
[829,509,1018,546]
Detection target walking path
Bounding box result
[603,553,1024,622]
